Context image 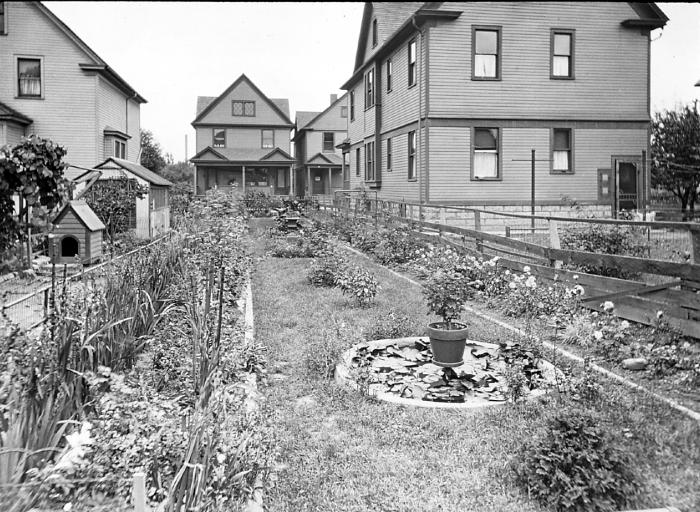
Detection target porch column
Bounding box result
[289,166,294,197]
[307,167,311,197]
[242,165,246,193]
[327,167,332,195]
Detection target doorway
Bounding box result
[61,236,79,257]
[612,156,642,215]
[312,169,325,195]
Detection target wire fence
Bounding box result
[0,234,172,331]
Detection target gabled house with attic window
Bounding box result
[341,2,668,217]
[293,93,349,197]
[191,74,295,196]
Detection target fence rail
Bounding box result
[317,197,700,339]
[1,233,172,331]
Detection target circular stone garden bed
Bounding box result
[335,337,558,409]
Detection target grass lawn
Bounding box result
[250,226,700,512]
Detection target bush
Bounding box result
[364,308,421,340]
[302,322,353,378]
[423,270,472,327]
[307,254,347,287]
[244,191,282,217]
[336,266,379,307]
[514,407,638,512]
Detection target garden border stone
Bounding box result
[335,336,559,410]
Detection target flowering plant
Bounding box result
[423,270,472,329]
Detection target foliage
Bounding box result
[336,265,380,307]
[423,270,471,328]
[307,254,347,287]
[302,321,353,378]
[84,177,148,242]
[244,190,283,217]
[160,161,194,186]
[139,129,170,174]
[0,136,71,254]
[651,104,700,215]
[364,308,421,341]
[514,407,639,512]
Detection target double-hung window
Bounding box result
[408,40,416,87]
[386,137,392,172]
[323,132,334,152]
[386,59,393,92]
[551,30,574,79]
[552,128,573,173]
[473,128,500,179]
[350,90,355,121]
[408,131,416,180]
[213,128,226,148]
[261,129,274,148]
[355,148,361,176]
[18,58,41,97]
[232,100,255,117]
[365,69,374,109]
[365,141,375,181]
[114,139,126,159]
[372,19,378,47]
[472,27,501,80]
[0,2,6,35]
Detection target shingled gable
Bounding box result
[191,74,293,127]
[32,2,146,103]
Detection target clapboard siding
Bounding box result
[97,76,141,162]
[196,80,289,126]
[195,127,290,153]
[305,130,345,160]
[348,144,363,189]
[348,83,364,143]
[307,96,348,131]
[381,38,420,131]
[428,126,647,203]
[380,131,420,201]
[362,3,423,67]
[5,123,25,146]
[429,2,648,120]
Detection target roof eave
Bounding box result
[79,64,147,103]
[621,18,667,29]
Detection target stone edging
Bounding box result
[335,336,557,410]
[337,242,700,423]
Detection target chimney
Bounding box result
[330,94,338,105]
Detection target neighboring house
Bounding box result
[341,2,668,217]
[191,74,294,196]
[90,157,173,239]
[0,1,145,168]
[293,93,349,197]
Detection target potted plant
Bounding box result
[424,270,472,367]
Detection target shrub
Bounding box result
[308,254,347,287]
[423,270,472,327]
[364,308,421,340]
[514,407,638,512]
[244,190,282,217]
[302,322,353,378]
[336,266,380,307]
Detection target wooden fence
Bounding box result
[317,196,700,339]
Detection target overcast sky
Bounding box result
[43,2,700,163]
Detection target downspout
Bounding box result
[412,17,424,205]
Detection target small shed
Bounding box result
[50,200,106,264]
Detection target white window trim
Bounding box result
[15,54,44,99]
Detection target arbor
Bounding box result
[140,129,171,173]
[651,104,700,217]
[0,136,71,260]
[84,178,147,242]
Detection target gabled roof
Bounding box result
[196,96,217,116]
[295,111,320,131]
[190,146,294,163]
[94,157,173,186]
[33,2,146,103]
[307,153,343,166]
[270,98,290,119]
[191,74,293,126]
[0,101,32,126]
[294,92,349,136]
[53,200,105,232]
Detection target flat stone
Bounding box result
[622,358,647,371]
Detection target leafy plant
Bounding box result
[302,321,353,378]
[336,266,379,307]
[307,254,347,287]
[514,407,639,512]
[364,308,421,340]
[423,270,471,329]
[84,177,148,243]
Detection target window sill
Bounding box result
[364,105,375,112]
[471,177,502,181]
[15,95,43,100]
[408,83,417,89]
[550,170,575,175]
[550,76,575,80]
[471,77,501,81]
[365,180,381,189]
[408,178,417,182]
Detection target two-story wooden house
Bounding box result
[191,74,295,196]
[293,93,349,197]
[341,2,667,217]
[0,1,145,168]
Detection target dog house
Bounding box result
[50,200,105,264]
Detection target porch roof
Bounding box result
[0,101,32,126]
[191,146,294,164]
[306,152,343,166]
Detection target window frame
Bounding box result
[364,68,374,110]
[471,26,502,81]
[550,127,574,174]
[323,132,335,153]
[365,141,375,181]
[471,127,502,181]
[355,147,361,177]
[350,90,355,121]
[261,129,274,149]
[408,39,417,88]
[550,29,575,80]
[408,130,416,181]
[114,139,126,159]
[212,128,226,148]
[386,58,393,93]
[0,2,7,36]
[372,18,378,48]
[232,100,256,117]
[386,137,392,172]
[16,55,43,98]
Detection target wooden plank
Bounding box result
[580,281,682,304]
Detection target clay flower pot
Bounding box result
[426,321,469,367]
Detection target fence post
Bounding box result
[43,288,49,319]
[505,226,511,238]
[474,211,483,254]
[439,207,446,225]
[133,472,146,512]
[548,220,562,269]
[690,226,700,265]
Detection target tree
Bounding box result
[161,161,194,186]
[0,136,71,261]
[651,104,700,217]
[84,178,148,243]
[140,129,169,173]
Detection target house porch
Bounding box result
[195,165,293,196]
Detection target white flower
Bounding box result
[593,330,604,340]
[505,270,510,275]
[573,274,579,280]
[216,453,226,464]
[657,310,664,319]
[508,282,517,290]
[523,266,531,273]
[525,276,537,288]
[620,320,630,330]
[602,301,615,313]
[573,285,585,296]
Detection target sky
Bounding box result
[42,2,700,163]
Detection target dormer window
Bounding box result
[232,100,255,117]
[372,19,378,47]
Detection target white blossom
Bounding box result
[602,301,615,313]
[593,330,604,340]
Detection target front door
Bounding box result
[312,169,325,195]
[612,157,641,215]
